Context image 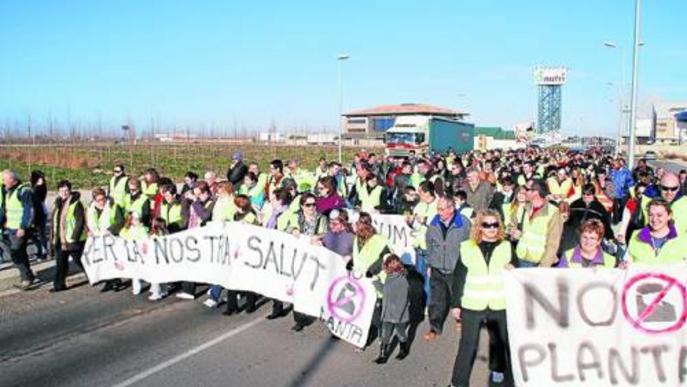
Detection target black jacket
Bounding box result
[227,161,248,186]
[51,192,86,251]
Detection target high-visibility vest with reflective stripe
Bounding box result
[124,194,149,219]
[359,185,382,212]
[120,225,148,241]
[109,176,129,206]
[413,199,437,249]
[460,240,510,311]
[141,180,158,200]
[4,183,30,230]
[87,203,119,234]
[53,200,87,243]
[516,204,558,263]
[547,177,572,200]
[353,234,388,297]
[626,229,687,265]
[502,202,526,229]
[563,248,616,268]
[409,172,424,189]
[160,201,183,229]
[212,197,236,222]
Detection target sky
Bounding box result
[1,0,685,137]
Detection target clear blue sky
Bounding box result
[1,0,685,137]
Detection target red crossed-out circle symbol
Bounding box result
[621,272,687,334]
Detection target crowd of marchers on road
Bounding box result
[1,146,687,387]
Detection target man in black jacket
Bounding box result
[50,180,87,292]
[489,176,515,221]
[226,152,248,188]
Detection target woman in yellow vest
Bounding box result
[346,212,391,347]
[625,199,687,265]
[450,209,515,387]
[141,168,160,200]
[224,195,260,316]
[558,219,616,268]
[119,211,149,296]
[87,188,126,292]
[205,182,238,308]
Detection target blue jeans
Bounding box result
[518,259,538,268]
[415,248,430,303]
[209,285,223,301]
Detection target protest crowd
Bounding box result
[2,146,687,387]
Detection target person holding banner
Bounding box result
[283,193,328,332]
[205,182,237,308]
[347,212,391,347]
[176,181,214,300]
[625,199,687,265]
[87,188,125,292]
[557,219,616,268]
[224,195,260,316]
[123,177,151,229]
[375,254,410,364]
[263,188,295,320]
[450,209,514,387]
[119,211,149,295]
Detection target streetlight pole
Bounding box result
[628,0,642,169]
[604,42,625,155]
[337,53,350,163]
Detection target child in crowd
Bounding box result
[375,254,410,364]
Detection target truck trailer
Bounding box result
[384,116,474,157]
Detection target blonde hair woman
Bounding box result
[450,209,515,387]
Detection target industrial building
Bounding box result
[652,102,687,144]
[342,103,468,138]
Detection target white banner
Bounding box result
[505,267,687,386]
[82,222,377,347]
[371,214,417,265]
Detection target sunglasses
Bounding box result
[661,185,679,192]
[481,222,499,229]
[114,170,122,173]
[303,203,316,207]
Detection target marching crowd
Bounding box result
[2,146,687,387]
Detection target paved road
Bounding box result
[650,158,687,173]
[0,276,493,387]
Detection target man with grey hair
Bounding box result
[1,170,37,290]
[460,167,494,212]
[423,195,471,341]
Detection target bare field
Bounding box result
[0,143,383,190]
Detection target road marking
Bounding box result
[112,315,266,387]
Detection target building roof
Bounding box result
[343,103,466,117]
[653,102,687,118]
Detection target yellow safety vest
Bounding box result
[626,229,687,265]
[109,176,129,206]
[141,180,158,200]
[120,224,149,241]
[460,240,511,311]
[160,201,183,229]
[516,204,558,264]
[123,194,149,220]
[212,197,236,222]
[413,199,438,249]
[359,185,382,212]
[352,234,388,297]
[4,183,30,230]
[53,200,87,243]
[87,203,119,234]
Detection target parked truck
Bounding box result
[384,116,474,157]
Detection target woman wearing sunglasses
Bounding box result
[449,209,515,387]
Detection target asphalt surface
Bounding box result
[0,275,492,387]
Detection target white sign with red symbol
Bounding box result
[504,266,687,387]
[81,221,377,348]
